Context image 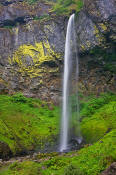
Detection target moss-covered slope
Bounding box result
[80,93,116,143]
[0,94,60,157]
[1,130,116,175]
[0,93,116,175]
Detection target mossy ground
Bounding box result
[80,93,116,143]
[1,130,116,175]
[0,92,116,175]
[0,94,60,155]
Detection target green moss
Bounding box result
[89,47,116,73]
[80,93,116,117]
[52,0,83,15]
[1,93,116,175]
[24,0,38,5]
[104,63,116,73]
[33,14,51,21]
[80,93,116,143]
[0,94,60,155]
[2,130,116,175]
[3,161,41,175]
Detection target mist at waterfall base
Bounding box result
[59,14,82,152]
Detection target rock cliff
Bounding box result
[0,0,116,102]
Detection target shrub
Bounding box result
[11,93,28,103]
[64,164,84,175]
[80,92,116,118]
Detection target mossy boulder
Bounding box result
[0,141,12,159]
[100,162,116,175]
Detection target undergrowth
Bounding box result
[52,0,84,15]
[24,0,83,15]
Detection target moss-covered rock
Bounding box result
[100,162,116,175]
[0,141,12,159]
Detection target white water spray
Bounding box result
[60,14,82,152]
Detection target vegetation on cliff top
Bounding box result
[24,0,83,15]
[52,0,83,15]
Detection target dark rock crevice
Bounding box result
[0,0,24,6]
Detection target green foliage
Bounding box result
[33,14,51,21]
[43,156,69,170]
[104,63,116,73]
[52,0,83,15]
[2,130,116,175]
[64,164,84,175]
[7,161,41,175]
[80,92,116,117]
[90,48,116,74]
[0,94,60,155]
[76,0,83,10]
[80,93,116,143]
[0,92,116,175]
[11,93,28,103]
[24,0,38,5]
[3,26,14,29]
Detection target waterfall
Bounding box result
[60,14,82,152]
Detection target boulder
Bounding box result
[100,162,116,175]
[0,141,12,159]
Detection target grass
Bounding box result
[0,94,60,155]
[80,92,116,117]
[81,101,116,143]
[0,92,116,175]
[1,129,116,175]
[80,93,116,143]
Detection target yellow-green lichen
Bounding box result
[99,23,107,31]
[93,25,105,44]
[13,27,19,35]
[80,41,91,51]
[80,44,85,50]
[86,41,91,47]
[9,41,61,78]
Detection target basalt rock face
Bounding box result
[0,0,116,102]
[0,1,66,103]
[76,0,116,52]
[76,0,116,95]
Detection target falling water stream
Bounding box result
[60,14,82,152]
